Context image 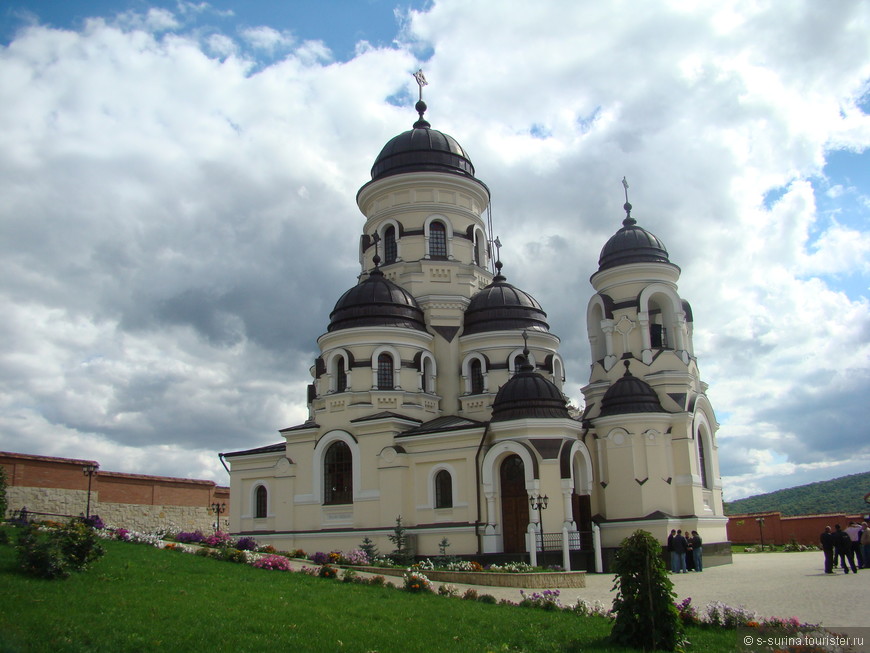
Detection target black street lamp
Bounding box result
[82,463,99,520]
[530,494,549,550]
[756,516,765,551]
[211,502,226,533]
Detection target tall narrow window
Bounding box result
[429,221,447,258]
[698,435,709,489]
[324,441,352,505]
[377,353,394,390]
[336,357,347,392]
[422,356,435,393]
[435,470,453,509]
[473,233,481,266]
[384,226,397,264]
[255,485,267,518]
[470,359,484,394]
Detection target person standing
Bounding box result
[673,529,689,573]
[834,524,858,574]
[845,522,863,569]
[820,526,836,574]
[690,530,703,571]
[667,529,678,573]
[861,522,870,570]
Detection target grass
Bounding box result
[0,530,741,653]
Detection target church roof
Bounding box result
[463,263,549,335]
[221,442,286,458]
[598,360,667,417]
[369,100,477,182]
[491,355,570,421]
[398,415,486,437]
[328,268,427,332]
[598,203,671,271]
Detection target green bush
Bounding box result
[610,529,683,651]
[60,520,105,571]
[16,524,70,579]
[0,466,8,521]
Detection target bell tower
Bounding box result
[581,181,726,549]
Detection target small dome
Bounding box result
[598,361,666,416]
[491,356,570,422]
[463,265,549,335]
[370,101,476,181]
[328,269,426,332]
[598,207,670,271]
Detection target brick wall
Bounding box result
[727,511,867,546]
[1,451,229,533]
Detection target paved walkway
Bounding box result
[438,551,868,630]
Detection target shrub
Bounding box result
[388,516,414,566]
[477,594,497,604]
[254,554,293,571]
[292,548,307,559]
[403,570,432,593]
[462,589,478,601]
[176,530,205,544]
[220,548,248,563]
[676,597,700,625]
[318,564,338,579]
[311,551,329,565]
[82,515,105,530]
[438,584,458,597]
[327,551,342,564]
[258,544,277,554]
[367,575,386,587]
[202,531,232,548]
[0,465,7,521]
[519,589,562,611]
[344,549,370,566]
[61,519,105,571]
[610,529,683,651]
[234,537,258,551]
[341,568,359,583]
[16,524,70,579]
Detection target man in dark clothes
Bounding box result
[833,523,858,574]
[820,525,836,574]
[672,529,689,573]
[690,530,703,571]
[668,529,677,572]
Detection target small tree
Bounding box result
[610,529,683,651]
[359,536,379,562]
[0,465,8,521]
[387,515,413,565]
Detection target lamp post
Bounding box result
[82,463,99,520]
[756,516,765,551]
[211,502,226,534]
[530,494,549,553]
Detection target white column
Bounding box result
[592,522,603,573]
[562,526,572,572]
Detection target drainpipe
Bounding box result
[218,453,230,475]
[474,421,491,555]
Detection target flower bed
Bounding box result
[346,566,586,588]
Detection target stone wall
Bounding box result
[2,451,229,534]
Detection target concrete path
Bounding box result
[437,551,868,630]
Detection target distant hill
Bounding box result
[724,471,870,517]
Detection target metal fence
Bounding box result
[536,530,585,552]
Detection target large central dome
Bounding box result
[370,101,476,181]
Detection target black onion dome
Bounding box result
[328,269,426,332]
[370,101,476,181]
[463,264,549,335]
[491,356,570,422]
[598,205,671,271]
[598,361,666,417]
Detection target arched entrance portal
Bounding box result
[500,454,529,553]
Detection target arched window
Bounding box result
[470,359,484,394]
[336,357,347,393]
[255,485,267,518]
[473,232,481,266]
[377,353,394,390]
[324,441,352,505]
[698,433,709,489]
[422,355,435,393]
[429,221,447,258]
[384,225,397,264]
[434,470,453,509]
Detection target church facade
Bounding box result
[222,95,729,570]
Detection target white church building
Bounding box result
[222,91,729,571]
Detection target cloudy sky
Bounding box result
[1,1,868,501]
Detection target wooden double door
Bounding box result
[500,454,529,553]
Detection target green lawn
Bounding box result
[0,532,741,653]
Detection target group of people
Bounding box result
[667,529,703,573]
[820,521,869,574]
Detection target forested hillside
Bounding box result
[724,471,870,516]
